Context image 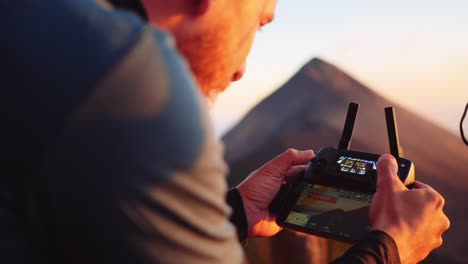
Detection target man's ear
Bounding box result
[192,0,212,17]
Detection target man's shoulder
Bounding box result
[3,0,185,133]
[2,0,207,167]
[2,0,147,82]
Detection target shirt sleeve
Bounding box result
[226,188,249,244]
[330,230,401,264]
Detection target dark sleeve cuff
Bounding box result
[226,188,248,244]
[330,230,401,264]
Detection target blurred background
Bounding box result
[211,0,468,137]
[212,1,468,263]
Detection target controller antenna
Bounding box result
[339,102,360,150]
[385,107,404,158]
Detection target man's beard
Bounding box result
[175,30,233,100]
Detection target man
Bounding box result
[1,1,449,264]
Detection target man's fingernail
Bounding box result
[302,150,314,156]
[378,154,395,162]
[378,154,398,175]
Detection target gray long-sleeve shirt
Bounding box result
[0,1,242,263]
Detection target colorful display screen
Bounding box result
[336,156,377,176]
[284,184,373,240]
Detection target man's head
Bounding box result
[141,0,277,98]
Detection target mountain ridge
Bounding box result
[222,57,468,263]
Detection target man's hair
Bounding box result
[108,0,148,20]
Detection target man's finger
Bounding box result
[281,149,314,166]
[376,154,406,192]
[412,180,432,189]
[285,165,309,178]
[264,149,314,175]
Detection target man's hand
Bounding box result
[370,154,450,264]
[237,149,314,237]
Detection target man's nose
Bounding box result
[232,64,246,82]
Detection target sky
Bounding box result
[210,0,468,138]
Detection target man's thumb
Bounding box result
[376,154,404,191]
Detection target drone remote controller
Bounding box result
[271,102,415,242]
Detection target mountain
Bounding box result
[222,58,468,263]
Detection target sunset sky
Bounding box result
[211,0,468,138]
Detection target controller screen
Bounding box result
[284,184,372,240]
[337,156,377,175]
